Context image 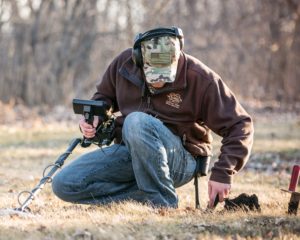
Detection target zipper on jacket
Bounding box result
[147,96,151,108]
[182,133,186,146]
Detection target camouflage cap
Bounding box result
[141,36,181,84]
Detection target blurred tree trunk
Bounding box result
[0,0,99,106]
[0,0,299,107]
[285,0,300,102]
[261,1,287,102]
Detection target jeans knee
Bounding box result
[51,173,70,202]
[123,112,148,141]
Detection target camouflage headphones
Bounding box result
[132,27,184,68]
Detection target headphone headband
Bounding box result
[133,27,184,49]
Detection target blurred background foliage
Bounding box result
[0,0,299,107]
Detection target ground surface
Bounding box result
[0,110,299,240]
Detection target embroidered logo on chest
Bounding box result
[166,93,182,109]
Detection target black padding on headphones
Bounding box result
[132,27,184,68]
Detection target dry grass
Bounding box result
[0,115,299,240]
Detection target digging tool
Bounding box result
[282,164,300,215]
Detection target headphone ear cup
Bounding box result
[132,33,144,67]
[173,26,184,49]
[132,47,143,68]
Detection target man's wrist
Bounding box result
[209,171,232,184]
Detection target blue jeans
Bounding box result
[52,112,196,208]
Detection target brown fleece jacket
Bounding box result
[92,48,254,184]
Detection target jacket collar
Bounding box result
[119,52,187,94]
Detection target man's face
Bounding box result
[141,36,181,88]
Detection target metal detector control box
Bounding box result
[73,99,114,148]
[73,99,109,124]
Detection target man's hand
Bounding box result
[79,116,99,138]
[208,180,231,208]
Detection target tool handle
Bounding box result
[213,195,219,208]
[288,165,300,192]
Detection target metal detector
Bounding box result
[2,99,114,215]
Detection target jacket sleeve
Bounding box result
[201,77,254,184]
